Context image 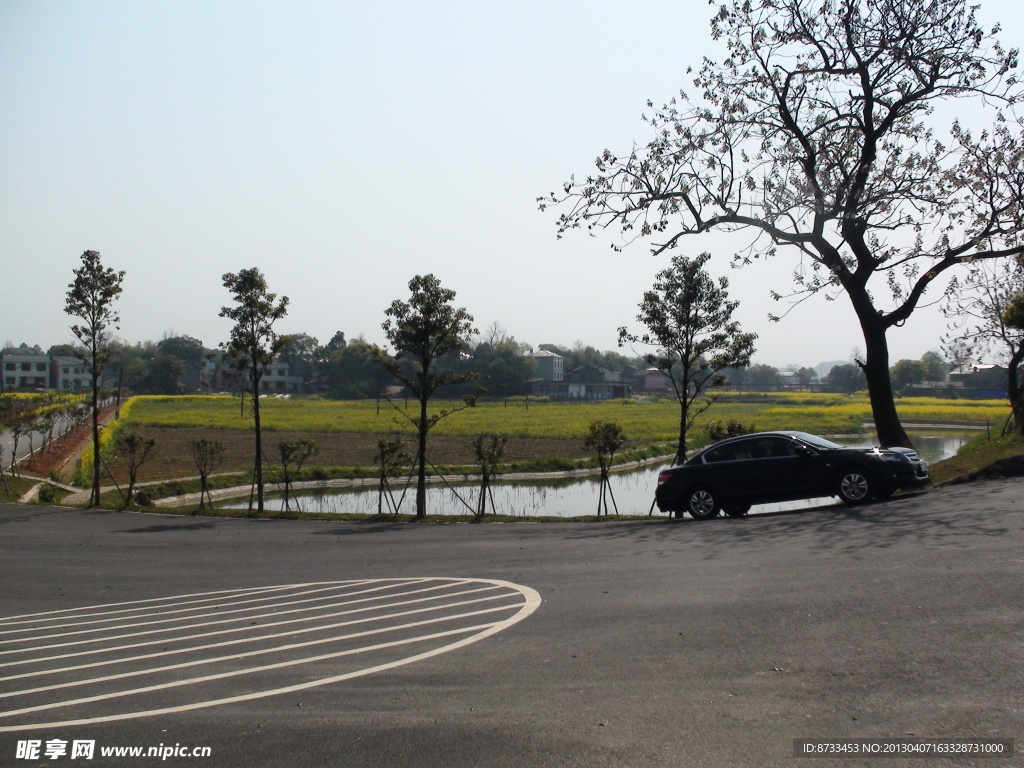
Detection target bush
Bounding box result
[704,419,756,442]
[38,484,57,504]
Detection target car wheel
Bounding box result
[836,469,873,504]
[687,487,721,520]
[724,503,751,518]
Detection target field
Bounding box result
[117,393,1009,442]
[68,392,1007,484]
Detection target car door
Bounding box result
[748,436,831,500]
[701,437,763,503]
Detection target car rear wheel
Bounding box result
[687,487,721,520]
[836,469,873,504]
[724,503,751,518]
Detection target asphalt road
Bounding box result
[0,480,1021,767]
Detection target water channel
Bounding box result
[216,430,976,518]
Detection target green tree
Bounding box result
[746,364,783,392]
[619,252,756,463]
[156,335,205,366]
[64,250,125,506]
[796,367,818,389]
[219,268,290,514]
[377,274,478,519]
[921,351,949,382]
[826,364,867,394]
[543,0,1024,449]
[890,359,928,392]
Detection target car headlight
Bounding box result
[877,451,907,463]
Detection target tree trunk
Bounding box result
[90,368,101,507]
[859,318,913,449]
[252,385,264,513]
[416,397,428,519]
[676,398,688,465]
[1007,345,1024,436]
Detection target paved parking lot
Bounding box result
[1,480,1021,767]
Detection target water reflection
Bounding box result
[217,431,974,518]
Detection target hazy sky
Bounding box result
[2,0,1021,368]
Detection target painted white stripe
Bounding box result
[0,580,405,634]
[0,578,541,733]
[0,583,321,623]
[0,592,519,684]
[1,602,523,699]
[0,583,501,656]
[0,579,455,642]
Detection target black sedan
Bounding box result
[655,431,930,519]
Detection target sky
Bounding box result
[2,0,1021,370]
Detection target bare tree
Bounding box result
[190,438,226,512]
[471,433,508,518]
[944,257,1024,433]
[373,437,411,519]
[277,438,319,513]
[111,430,157,507]
[64,250,125,505]
[543,0,1024,448]
[584,420,626,517]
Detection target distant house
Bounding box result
[1,345,50,390]
[565,365,629,399]
[52,356,89,391]
[634,367,673,394]
[212,354,304,394]
[949,363,1007,393]
[532,350,564,381]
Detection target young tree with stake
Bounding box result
[219,268,289,514]
[377,274,478,519]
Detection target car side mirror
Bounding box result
[795,445,813,456]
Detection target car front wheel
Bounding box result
[687,487,721,520]
[836,469,873,504]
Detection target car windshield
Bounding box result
[789,432,843,450]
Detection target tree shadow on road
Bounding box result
[514,480,1020,558]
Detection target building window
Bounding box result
[4,363,13,371]
[36,363,47,372]
[21,363,31,371]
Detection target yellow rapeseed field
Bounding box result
[118,393,1009,443]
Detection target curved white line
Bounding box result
[0,578,541,733]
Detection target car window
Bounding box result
[751,437,801,459]
[703,439,752,463]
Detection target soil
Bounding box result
[93,428,604,483]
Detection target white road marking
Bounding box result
[0,579,476,644]
[0,580,397,634]
[0,578,540,732]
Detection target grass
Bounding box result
[0,475,38,503]
[928,427,1024,485]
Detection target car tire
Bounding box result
[836,468,873,504]
[724,503,751,518]
[687,487,721,520]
